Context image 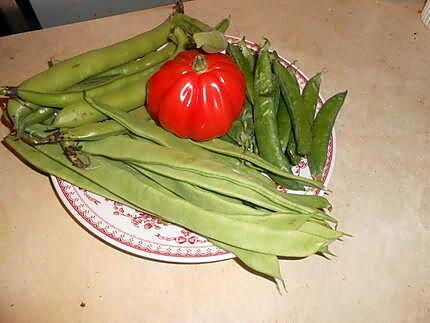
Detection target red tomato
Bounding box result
[147,50,246,141]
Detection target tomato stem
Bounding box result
[192,55,208,72]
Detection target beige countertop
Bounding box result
[1,0,429,322]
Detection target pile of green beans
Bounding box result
[225,38,347,184]
[1,10,345,285]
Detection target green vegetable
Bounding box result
[96,42,175,78]
[51,65,159,128]
[8,64,163,108]
[193,30,228,53]
[18,107,56,137]
[308,91,347,180]
[6,99,32,131]
[237,37,256,72]
[95,26,188,78]
[19,18,172,92]
[227,43,255,105]
[274,60,312,156]
[277,96,292,153]
[253,44,304,190]
[214,17,230,33]
[302,73,321,126]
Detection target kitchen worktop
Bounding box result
[1,1,429,322]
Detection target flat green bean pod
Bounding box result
[79,135,332,218]
[133,166,264,215]
[190,139,323,188]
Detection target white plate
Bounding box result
[51,37,336,264]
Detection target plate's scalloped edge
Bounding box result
[50,36,336,264]
[50,177,235,264]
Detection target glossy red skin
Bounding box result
[147,50,246,141]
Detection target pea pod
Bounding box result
[237,37,256,72]
[67,74,120,91]
[253,45,304,190]
[19,18,172,92]
[308,91,347,180]
[227,43,255,105]
[6,99,32,130]
[96,42,176,78]
[274,60,312,155]
[302,73,321,125]
[239,99,257,153]
[95,26,188,78]
[225,100,256,152]
[57,108,151,141]
[51,64,159,128]
[18,107,57,137]
[277,96,291,153]
[23,123,57,139]
[9,64,162,108]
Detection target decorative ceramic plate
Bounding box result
[50,37,336,264]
